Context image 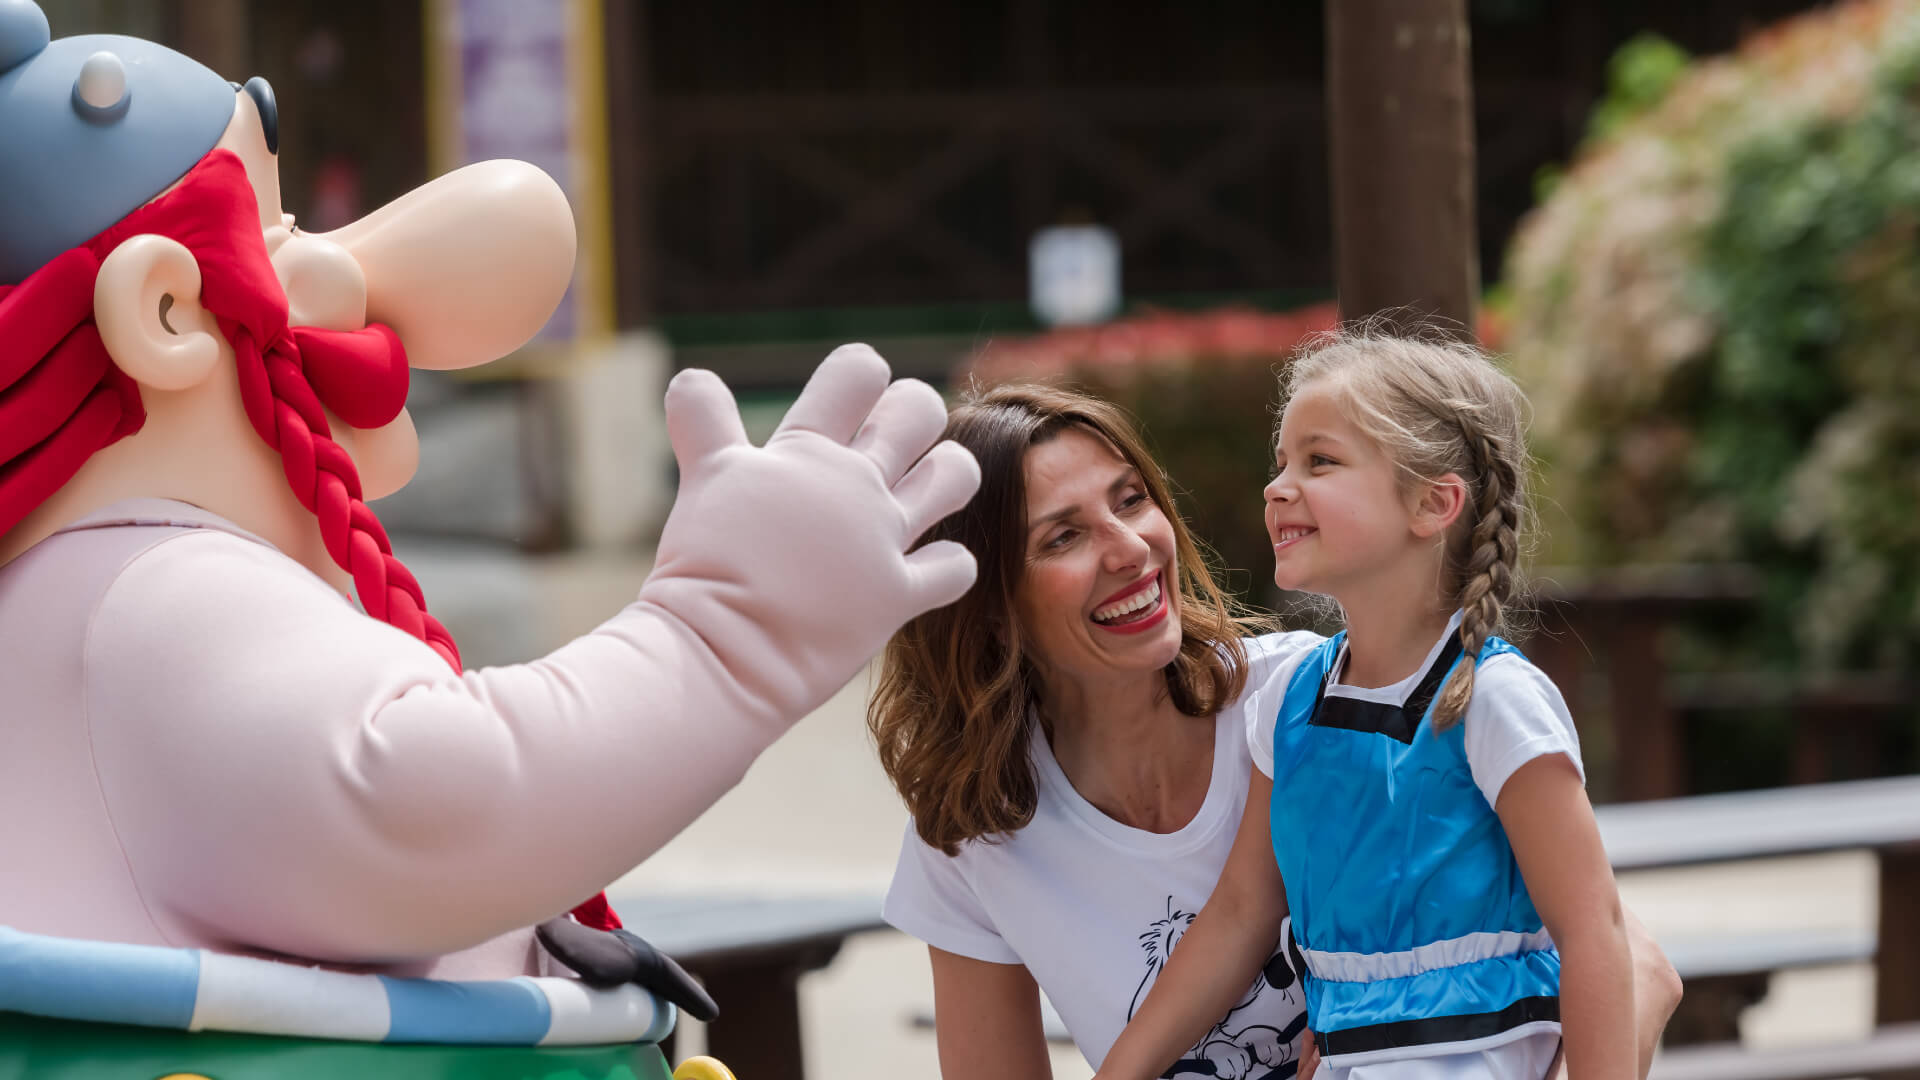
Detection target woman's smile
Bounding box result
[1091,570,1169,633]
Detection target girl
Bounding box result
[1096,330,1633,1079]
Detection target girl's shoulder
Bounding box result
[1235,629,1331,701]
[1240,628,1329,671]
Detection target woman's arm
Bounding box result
[1499,754,1635,1080]
[1541,903,1686,1080]
[928,946,1054,1080]
[1097,765,1291,1080]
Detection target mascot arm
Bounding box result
[81,346,978,963]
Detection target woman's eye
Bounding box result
[1118,492,1149,512]
[1044,529,1077,551]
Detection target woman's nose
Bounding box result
[1099,518,1152,573]
[317,159,576,371]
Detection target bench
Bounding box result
[1599,777,1920,1077]
[1650,1021,1920,1080]
[612,891,888,1080]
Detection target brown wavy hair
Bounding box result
[868,382,1266,855]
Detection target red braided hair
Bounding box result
[1,149,623,930]
[0,150,460,668]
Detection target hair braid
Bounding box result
[1431,425,1520,730]
[231,327,462,671]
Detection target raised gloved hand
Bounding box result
[637,343,980,727]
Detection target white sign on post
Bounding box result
[1029,224,1121,328]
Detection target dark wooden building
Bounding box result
[48,0,1828,373]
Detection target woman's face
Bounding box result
[1013,427,1184,686]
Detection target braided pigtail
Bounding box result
[230,328,462,671]
[1430,424,1521,731]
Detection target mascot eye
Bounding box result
[243,76,278,154]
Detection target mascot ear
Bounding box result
[93,234,222,392]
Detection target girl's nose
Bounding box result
[1264,472,1295,504]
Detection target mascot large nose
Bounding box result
[319,159,576,371]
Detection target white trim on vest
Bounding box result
[1301,928,1554,983]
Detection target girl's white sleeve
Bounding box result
[1462,653,1587,809]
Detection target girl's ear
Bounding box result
[1410,472,1468,539]
[93,235,223,392]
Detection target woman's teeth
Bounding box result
[1092,577,1162,624]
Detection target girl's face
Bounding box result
[1013,427,1185,686]
[1262,380,1429,600]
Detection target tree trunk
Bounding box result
[1324,0,1479,339]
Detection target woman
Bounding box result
[869,384,1681,1080]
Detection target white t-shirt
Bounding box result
[884,630,1324,1078]
[1246,612,1584,806]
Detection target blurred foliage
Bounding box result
[1588,34,1695,144]
[1503,0,1920,676]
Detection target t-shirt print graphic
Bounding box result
[1128,897,1307,1080]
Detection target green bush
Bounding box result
[1502,0,1920,675]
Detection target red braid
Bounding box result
[3,149,623,931]
[226,326,462,669]
[78,150,462,671]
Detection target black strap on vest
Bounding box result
[1307,631,1466,744]
[1314,995,1560,1058]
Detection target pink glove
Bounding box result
[639,343,979,727]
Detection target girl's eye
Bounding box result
[1310,454,1336,468]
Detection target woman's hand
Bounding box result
[1298,1028,1320,1078]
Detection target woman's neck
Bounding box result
[1040,668,1215,834]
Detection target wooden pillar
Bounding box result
[1324,0,1479,336]
[1879,844,1920,1055]
[603,0,654,328]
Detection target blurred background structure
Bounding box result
[38,0,1920,1076]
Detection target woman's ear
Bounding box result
[93,235,223,392]
[1410,472,1468,539]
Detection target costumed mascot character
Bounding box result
[0,1,980,1076]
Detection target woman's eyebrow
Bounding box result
[1029,503,1080,534]
[1027,469,1138,535]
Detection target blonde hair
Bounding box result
[1284,326,1534,730]
[867,383,1267,855]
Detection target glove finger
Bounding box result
[773,343,890,445]
[902,539,978,613]
[850,378,949,487]
[894,439,981,542]
[665,368,749,472]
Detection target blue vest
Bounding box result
[1269,632,1561,1060]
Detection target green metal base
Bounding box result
[0,1012,675,1080]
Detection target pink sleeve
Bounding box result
[84,530,786,963]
